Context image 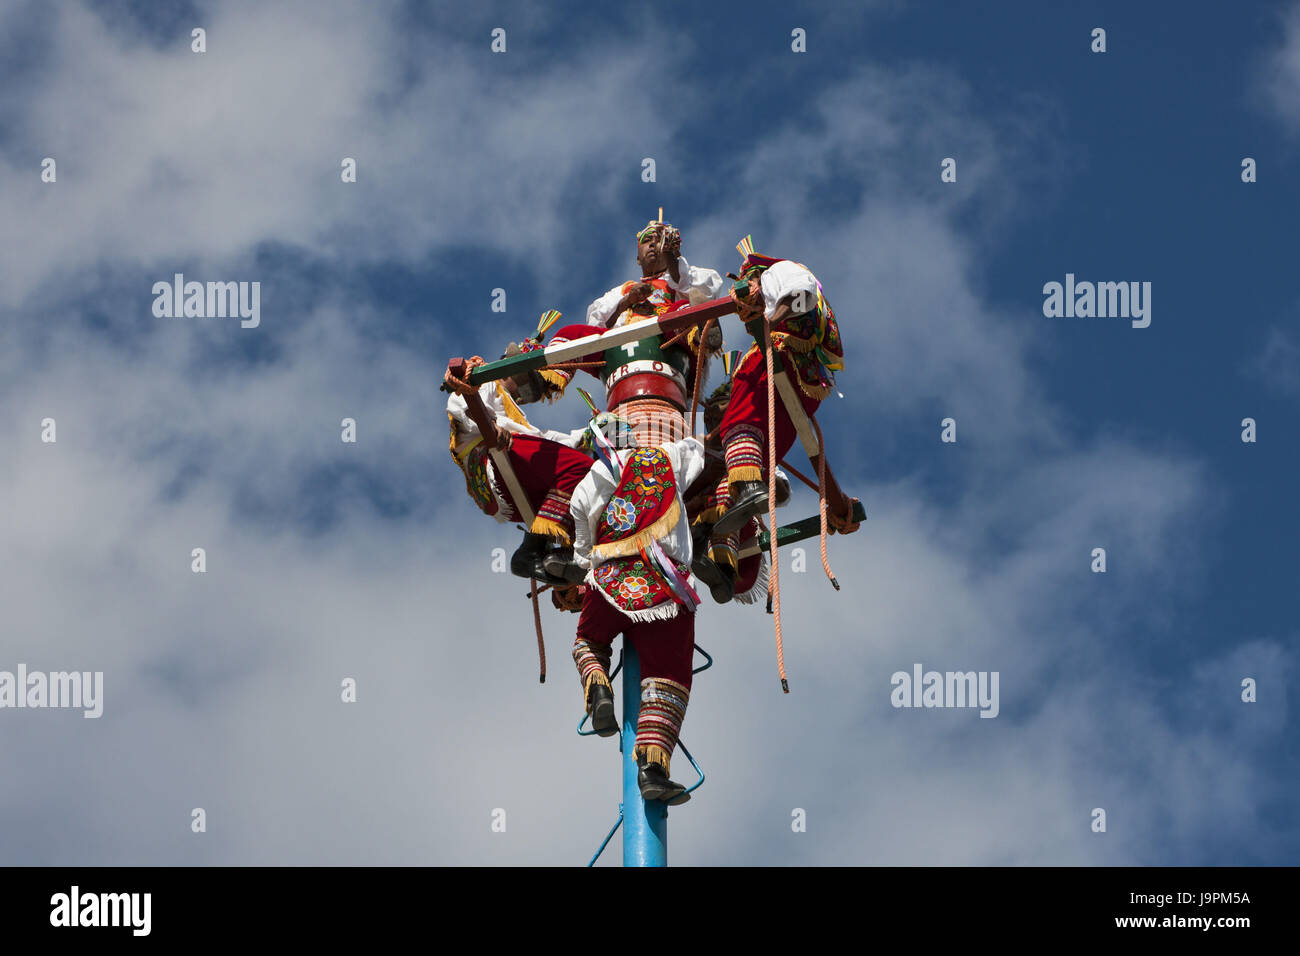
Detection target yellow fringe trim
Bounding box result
[591,496,681,562]
[773,332,843,371]
[693,505,725,526]
[764,333,838,399]
[652,677,691,697]
[583,669,612,705]
[495,382,533,428]
[635,744,672,775]
[794,377,833,401]
[683,325,723,357]
[774,332,815,353]
[537,368,569,399]
[531,516,571,545]
[709,545,738,570]
[727,466,764,484]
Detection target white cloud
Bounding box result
[1249,325,1300,396]
[0,0,666,307]
[1260,3,1300,133]
[688,65,1068,453]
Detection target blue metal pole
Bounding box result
[622,643,667,866]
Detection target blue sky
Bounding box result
[0,0,1296,865]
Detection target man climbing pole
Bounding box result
[443,312,596,582]
[567,434,707,806]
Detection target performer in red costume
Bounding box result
[686,378,790,604]
[568,435,707,805]
[541,216,725,450]
[536,216,725,584]
[711,237,856,537]
[443,312,596,582]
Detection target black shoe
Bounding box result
[691,522,712,554]
[691,554,735,604]
[691,550,720,584]
[510,532,547,575]
[713,481,769,537]
[588,683,618,737]
[511,533,569,584]
[709,563,735,604]
[543,547,588,585]
[637,754,691,805]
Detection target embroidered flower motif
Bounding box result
[626,449,669,498]
[604,496,638,533]
[595,564,620,586]
[618,576,651,603]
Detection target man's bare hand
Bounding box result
[731,282,765,321]
[443,356,480,397]
[627,281,653,304]
[664,237,681,282]
[828,496,862,535]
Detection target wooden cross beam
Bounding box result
[737,500,868,559]
[461,296,737,387]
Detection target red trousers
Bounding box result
[494,433,593,520]
[574,592,695,690]
[718,346,821,464]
